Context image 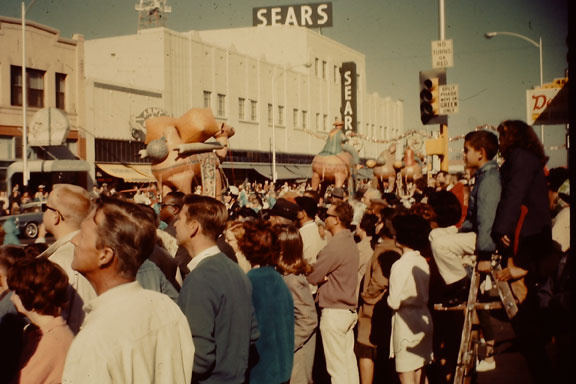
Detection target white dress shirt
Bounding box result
[62,281,194,384]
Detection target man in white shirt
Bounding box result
[38,184,96,334]
[295,196,326,266]
[62,196,194,384]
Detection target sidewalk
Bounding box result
[476,314,532,384]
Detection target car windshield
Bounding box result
[21,203,44,214]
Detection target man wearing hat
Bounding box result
[34,185,47,202]
[268,198,299,226]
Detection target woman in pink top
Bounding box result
[8,257,74,384]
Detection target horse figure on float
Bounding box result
[310,121,360,197]
[139,108,234,200]
[370,143,397,193]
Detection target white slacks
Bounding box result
[320,308,359,384]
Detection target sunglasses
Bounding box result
[43,204,63,220]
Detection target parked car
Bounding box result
[0,201,45,239]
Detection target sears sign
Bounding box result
[340,62,357,133]
[253,2,333,27]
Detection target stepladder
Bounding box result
[434,253,520,384]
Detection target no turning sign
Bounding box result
[439,84,458,114]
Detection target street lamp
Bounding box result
[271,62,311,183]
[21,0,39,187]
[484,31,544,141]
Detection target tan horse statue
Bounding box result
[400,146,422,180]
[310,122,359,195]
[139,108,234,199]
[371,143,397,192]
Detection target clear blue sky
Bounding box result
[0,0,568,167]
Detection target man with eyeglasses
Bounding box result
[38,184,96,334]
[307,201,360,384]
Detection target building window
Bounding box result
[322,61,327,80]
[315,113,320,130]
[11,65,45,108]
[268,103,273,125]
[323,114,328,131]
[250,100,257,121]
[0,137,14,160]
[334,65,339,83]
[314,58,319,77]
[302,111,307,129]
[238,98,245,120]
[293,109,299,128]
[278,106,284,126]
[203,91,211,108]
[217,94,226,116]
[55,73,66,110]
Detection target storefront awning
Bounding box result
[222,162,312,180]
[7,159,92,193]
[97,163,155,183]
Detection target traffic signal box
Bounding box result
[425,124,449,171]
[419,69,447,125]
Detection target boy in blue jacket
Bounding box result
[430,130,501,306]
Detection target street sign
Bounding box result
[439,84,458,114]
[526,85,568,125]
[432,39,454,68]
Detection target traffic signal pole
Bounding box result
[439,0,449,172]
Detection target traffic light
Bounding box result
[425,124,449,171]
[419,69,447,125]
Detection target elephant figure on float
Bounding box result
[310,122,360,196]
[139,108,234,199]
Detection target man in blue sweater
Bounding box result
[176,194,259,384]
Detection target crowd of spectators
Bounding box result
[0,119,571,384]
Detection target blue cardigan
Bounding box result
[247,266,294,384]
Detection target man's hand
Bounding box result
[494,265,528,281]
[500,235,511,247]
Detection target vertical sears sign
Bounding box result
[253,2,333,27]
[340,62,357,133]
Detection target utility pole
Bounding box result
[438,0,449,172]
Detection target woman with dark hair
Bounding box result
[273,224,317,384]
[388,214,433,384]
[356,207,402,384]
[491,120,553,382]
[239,220,294,384]
[8,257,74,384]
[0,245,28,383]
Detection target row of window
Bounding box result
[314,58,340,83]
[203,89,392,136]
[9,65,66,109]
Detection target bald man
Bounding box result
[39,184,96,333]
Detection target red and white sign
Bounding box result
[526,86,568,125]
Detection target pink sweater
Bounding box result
[18,316,74,384]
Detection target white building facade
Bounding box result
[84,25,403,182]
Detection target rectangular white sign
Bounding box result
[432,39,454,68]
[439,84,458,114]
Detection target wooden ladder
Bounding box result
[434,255,519,384]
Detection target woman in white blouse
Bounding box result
[388,214,434,384]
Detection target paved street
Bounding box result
[476,315,532,384]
